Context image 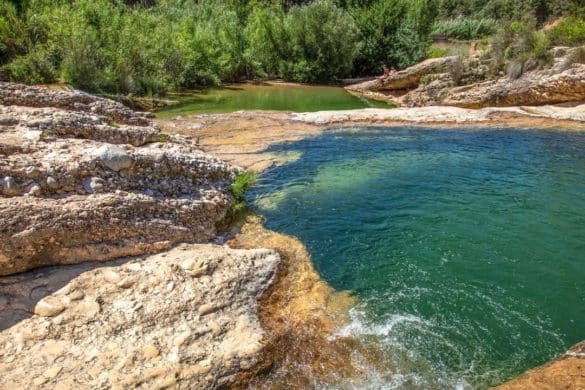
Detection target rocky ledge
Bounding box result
[0,244,279,388]
[347,47,585,108]
[0,82,242,275]
[0,82,282,388]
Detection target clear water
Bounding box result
[155,83,391,117]
[249,127,585,389]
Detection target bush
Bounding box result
[431,18,497,40]
[3,49,58,84]
[228,171,258,220]
[489,19,553,78]
[349,0,433,76]
[279,1,360,83]
[547,17,585,46]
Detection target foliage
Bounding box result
[546,17,585,46]
[431,18,497,40]
[435,0,579,23]
[231,171,258,201]
[427,47,450,58]
[228,171,258,221]
[0,0,582,95]
[279,1,360,83]
[489,19,553,79]
[349,0,434,76]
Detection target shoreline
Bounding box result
[157,105,585,388]
[0,79,583,388]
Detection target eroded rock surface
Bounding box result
[347,49,585,108]
[0,83,240,275]
[347,56,457,93]
[0,82,153,125]
[493,341,585,389]
[0,244,280,389]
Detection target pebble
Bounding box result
[34,296,65,317]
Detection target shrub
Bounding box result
[349,0,433,76]
[431,18,497,40]
[228,171,258,220]
[279,1,361,83]
[489,19,553,78]
[2,49,58,84]
[546,17,585,46]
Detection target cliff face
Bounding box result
[0,82,282,388]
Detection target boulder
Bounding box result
[346,56,457,93]
[0,244,280,389]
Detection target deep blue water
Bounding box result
[249,127,585,389]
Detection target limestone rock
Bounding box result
[0,244,280,389]
[346,56,457,92]
[0,83,241,275]
[492,341,585,389]
[91,144,133,171]
[442,63,585,108]
[0,82,153,126]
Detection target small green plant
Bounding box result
[155,134,169,143]
[427,47,449,59]
[419,74,433,84]
[227,171,258,221]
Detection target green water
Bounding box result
[249,127,585,389]
[155,83,391,117]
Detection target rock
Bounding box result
[0,84,241,275]
[493,341,585,389]
[347,49,585,109]
[0,244,280,389]
[346,56,457,92]
[91,145,133,172]
[27,185,41,197]
[46,176,58,189]
[0,82,153,126]
[442,64,585,108]
[84,177,105,193]
[34,296,65,317]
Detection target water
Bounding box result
[155,83,391,117]
[249,127,585,389]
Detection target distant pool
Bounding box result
[249,127,585,389]
[155,83,391,117]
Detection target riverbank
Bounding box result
[1,81,584,388]
[157,104,585,172]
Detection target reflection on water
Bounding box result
[249,127,585,389]
[155,83,391,116]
